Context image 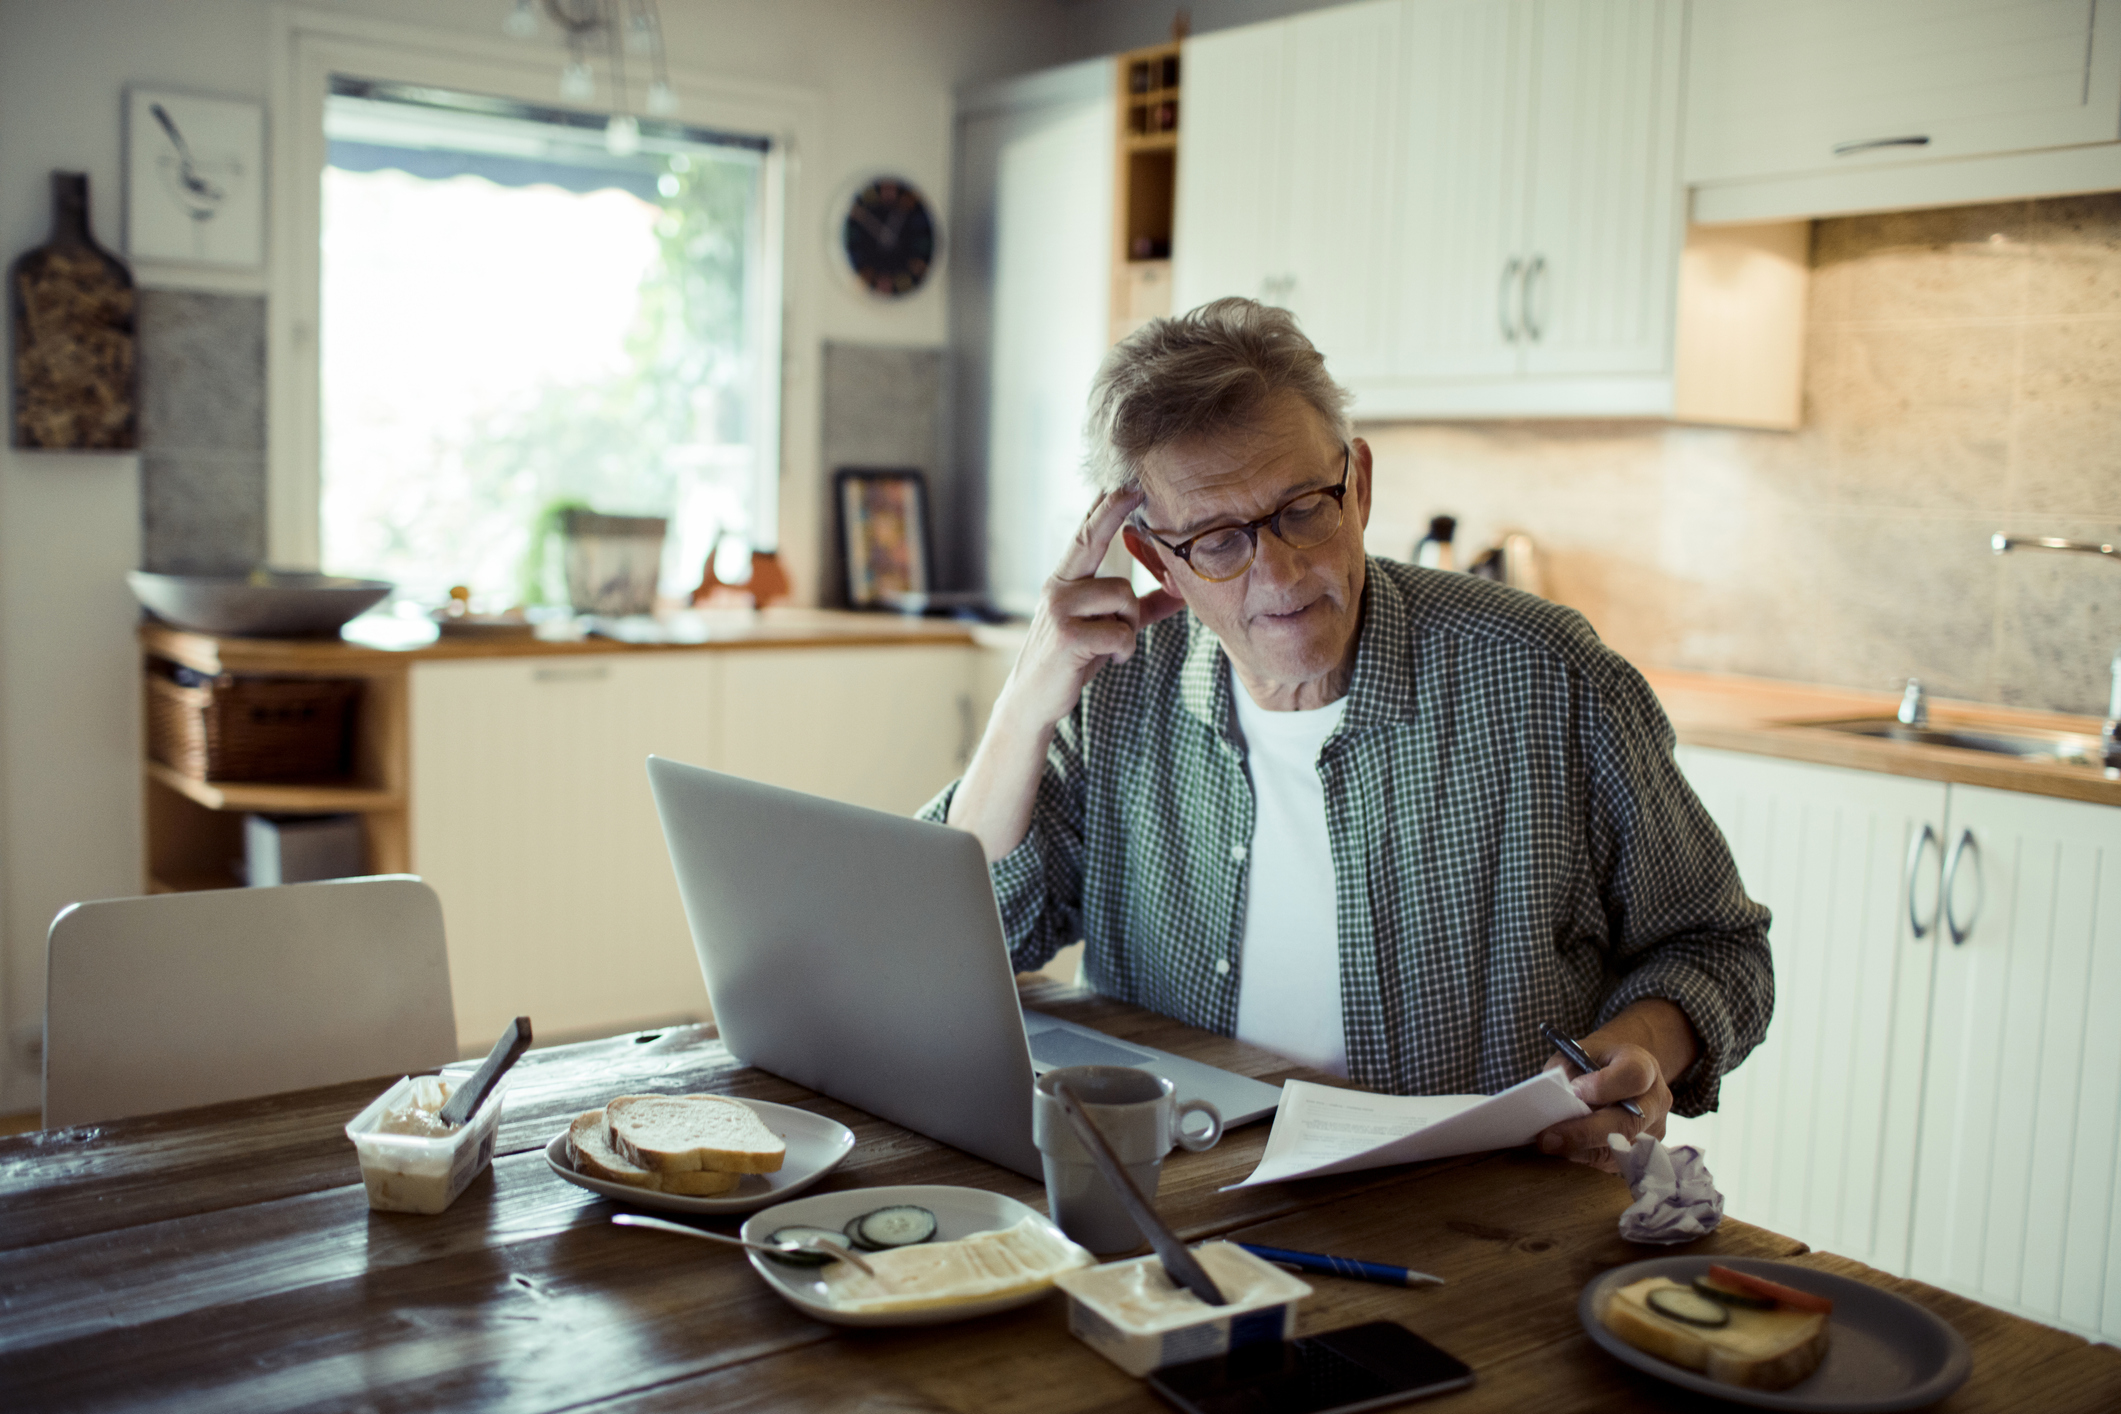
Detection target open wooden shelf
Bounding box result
[144,761,403,814]
[1112,38,1183,343]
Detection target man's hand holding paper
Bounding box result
[1224,1070,1593,1190]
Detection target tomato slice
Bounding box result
[1706,1264,1835,1314]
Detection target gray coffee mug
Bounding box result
[1032,1064,1222,1254]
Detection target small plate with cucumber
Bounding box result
[741,1184,1077,1327]
[1580,1255,1971,1411]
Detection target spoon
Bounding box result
[610,1212,879,1276]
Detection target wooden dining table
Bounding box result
[5,976,2118,1412]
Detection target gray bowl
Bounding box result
[127,571,394,638]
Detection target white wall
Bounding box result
[0,0,1070,1114]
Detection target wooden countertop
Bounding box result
[135,612,2115,807]
[1643,668,2120,807]
[138,607,982,676]
[6,978,2115,1411]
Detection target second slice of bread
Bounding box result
[606,1094,786,1174]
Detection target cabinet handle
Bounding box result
[532,664,610,684]
[1905,822,1941,940]
[1497,257,1522,343]
[1832,135,1930,157]
[1941,828,1981,947]
[956,693,976,768]
[1522,254,1546,342]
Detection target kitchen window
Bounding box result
[318,79,779,610]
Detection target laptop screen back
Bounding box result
[646,755,1043,1178]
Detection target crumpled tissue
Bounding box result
[1609,1130,1724,1245]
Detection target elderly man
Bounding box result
[924,298,1771,1165]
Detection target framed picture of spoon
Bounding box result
[124,89,264,267]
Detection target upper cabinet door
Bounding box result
[1688,0,2121,185]
[1280,0,1405,383]
[1392,0,1535,381]
[1173,21,1290,316]
[1519,0,1684,378]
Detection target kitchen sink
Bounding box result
[1801,717,2105,768]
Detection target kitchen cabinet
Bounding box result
[1666,747,2121,1343]
[1689,0,2121,223]
[411,646,977,1049]
[715,645,974,813]
[1908,783,2121,1341]
[409,654,722,1053]
[139,619,983,1056]
[1174,0,1689,419]
[1664,747,1943,1279]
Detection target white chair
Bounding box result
[43,875,458,1129]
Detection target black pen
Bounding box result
[1539,1022,1645,1119]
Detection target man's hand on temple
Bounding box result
[946,489,1185,863]
[1009,489,1185,730]
[1532,999,1699,1172]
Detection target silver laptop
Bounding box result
[646,754,1281,1181]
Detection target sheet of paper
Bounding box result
[1223,1070,1592,1189]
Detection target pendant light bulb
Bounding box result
[605,113,641,157]
[502,0,539,39]
[646,80,678,116]
[560,61,595,102]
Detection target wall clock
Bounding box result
[840,176,937,298]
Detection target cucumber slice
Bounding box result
[764,1225,849,1266]
[845,1204,939,1251]
[1693,1275,1777,1310]
[1648,1285,1732,1328]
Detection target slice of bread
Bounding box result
[606,1094,786,1175]
[568,1109,742,1195]
[570,1109,657,1188]
[1601,1276,1830,1391]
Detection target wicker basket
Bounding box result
[147,668,362,783]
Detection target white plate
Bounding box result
[543,1099,855,1215]
[1579,1256,1972,1412]
[740,1184,1071,1328]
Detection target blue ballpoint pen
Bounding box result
[1237,1243,1445,1288]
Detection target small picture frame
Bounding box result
[836,468,932,609]
[125,88,266,267]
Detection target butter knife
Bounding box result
[1052,1079,1227,1307]
[438,1015,531,1127]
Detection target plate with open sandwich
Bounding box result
[738,1184,1094,1328]
[1579,1255,1972,1412]
[544,1094,855,1215]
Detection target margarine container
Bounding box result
[344,1072,508,1215]
[1052,1240,1313,1378]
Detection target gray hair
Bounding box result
[1084,297,1353,494]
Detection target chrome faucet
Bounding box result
[1991,533,2121,773]
[1897,678,1929,730]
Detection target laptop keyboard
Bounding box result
[1028,1027,1155,1070]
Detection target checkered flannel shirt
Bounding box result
[920,558,1772,1115]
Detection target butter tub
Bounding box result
[1053,1241,1313,1378]
[344,1073,507,1215]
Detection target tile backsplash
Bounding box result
[136,290,266,575]
[1363,195,2121,718]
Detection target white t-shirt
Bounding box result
[1230,683,1349,1077]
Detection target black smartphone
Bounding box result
[1146,1322,1474,1414]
